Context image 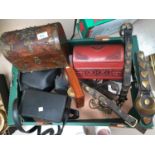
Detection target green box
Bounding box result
[7,35,152,128]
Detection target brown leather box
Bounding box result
[0,22,68,72]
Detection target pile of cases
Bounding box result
[0,22,155,135]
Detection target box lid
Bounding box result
[73,44,124,69]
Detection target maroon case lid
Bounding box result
[73,44,124,69]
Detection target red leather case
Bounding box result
[73,44,124,80]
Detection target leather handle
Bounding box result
[65,66,84,108]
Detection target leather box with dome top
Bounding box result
[0,22,68,72]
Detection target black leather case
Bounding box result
[20,89,71,122]
[19,69,58,91]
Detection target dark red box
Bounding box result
[73,44,124,80]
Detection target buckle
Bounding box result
[125,115,138,128]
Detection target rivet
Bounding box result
[125,68,130,72]
[34,57,41,64]
[139,62,146,69]
[144,98,150,105]
[141,71,148,78]
[127,44,132,50]
[138,52,144,60]
[127,52,131,57]
[126,60,131,65]
[142,80,149,88]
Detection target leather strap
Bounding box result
[85,80,119,100]
[117,23,133,106]
[83,80,119,114]
[12,99,79,135]
[13,99,42,134]
[82,83,147,134]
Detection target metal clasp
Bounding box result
[125,115,138,128]
[34,56,41,65]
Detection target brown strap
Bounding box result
[117,23,133,106]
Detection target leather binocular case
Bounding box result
[0,22,84,108]
[72,44,124,80]
[134,51,155,125]
[19,89,73,123]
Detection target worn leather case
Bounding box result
[0,22,68,72]
[20,89,71,122]
[73,44,124,80]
